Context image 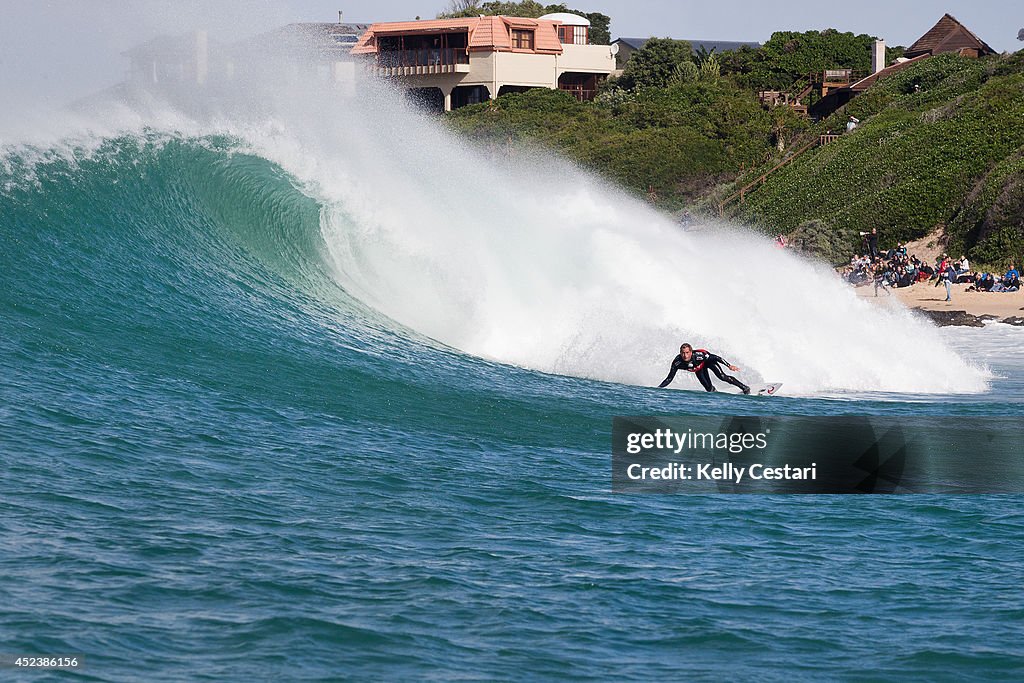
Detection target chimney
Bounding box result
[872,39,886,74]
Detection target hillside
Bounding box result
[446,81,779,208]
[446,34,1024,268]
[732,53,1024,266]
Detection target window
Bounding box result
[557,26,589,45]
[511,29,535,50]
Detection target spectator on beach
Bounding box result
[873,261,891,297]
[934,254,951,289]
[967,266,1020,292]
[941,266,954,302]
[975,272,996,292]
[1005,264,1020,290]
[859,228,879,260]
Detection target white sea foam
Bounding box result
[1,39,995,396]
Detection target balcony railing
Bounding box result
[560,88,597,102]
[376,48,469,71]
[818,69,867,87]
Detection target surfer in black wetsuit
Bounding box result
[658,343,750,394]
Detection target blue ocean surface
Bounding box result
[1,137,1022,681]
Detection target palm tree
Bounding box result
[699,53,720,81]
[693,45,716,67]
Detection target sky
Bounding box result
[0,0,1021,106]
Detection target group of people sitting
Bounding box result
[839,238,1021,300]
[841,245,946,291]
[967,265,1021,292]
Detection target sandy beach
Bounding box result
[855,280,1024,321]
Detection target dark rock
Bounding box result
[979,314,1000,321]
[1002,316,1024,326]
[915,309,985,327]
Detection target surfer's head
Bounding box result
[680,343,693,361]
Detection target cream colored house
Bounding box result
[350,13,615,111]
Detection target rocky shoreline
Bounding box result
[856,281,1024,327]
[914,309,1024,328]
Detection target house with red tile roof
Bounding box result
[350,13,615,111]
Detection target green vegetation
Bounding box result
[736,54,1024,267]
[439,1,611,44]
[617,38,692,89]
[786,219,853,264]
[721,30,904,94]
[447,82,777,208]
[445,16,1024,268]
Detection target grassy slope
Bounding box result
[446,53,1024,268]
[734,54,1024,266]
[446,84,775,210]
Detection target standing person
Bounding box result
[873,261,891,297]
[942,266,954,302]
[859,228,880,260]
[935,254,951,287]
[658,344,750,394]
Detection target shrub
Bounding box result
[788,219,852,263]
[619,38,694,90]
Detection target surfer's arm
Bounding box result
[658,363,679,388]
[709,353,740,372]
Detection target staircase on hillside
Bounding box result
[759,69,867,119]
[717,132,845,216]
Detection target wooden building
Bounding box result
[903,13,997,59]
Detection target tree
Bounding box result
[699,53,720,82]
[619,38,693,90]
[720,29,884,92]
[437,1,612,45]
[669,60,699,85]
[789,220,851,264]
[693,44,716,67]
[444,0,482,14]
[441,1,545,18]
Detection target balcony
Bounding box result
[559,87,597,102]
[374,48,470,76]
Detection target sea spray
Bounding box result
[0,44,989,396]
[244,81,986,394]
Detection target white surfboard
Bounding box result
[755,383,783,396]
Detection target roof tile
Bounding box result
[351,15,563,55]
[905,13,996,58]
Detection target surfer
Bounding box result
[658,343,750,394]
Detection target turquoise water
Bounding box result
[2,136,1023,681]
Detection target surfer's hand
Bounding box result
[729,365,740,372]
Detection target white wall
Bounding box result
[556,44,615,75]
